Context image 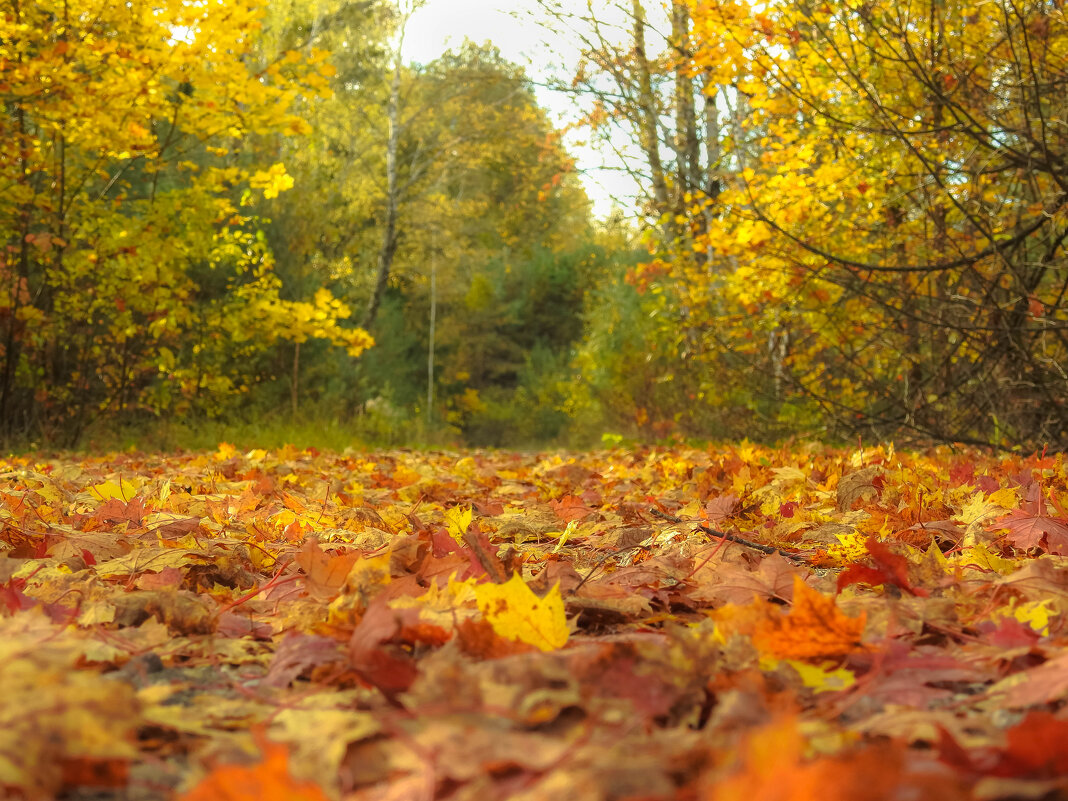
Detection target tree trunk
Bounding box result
[291,340,300,420]
[427,249,436,428]
[362,26,404,330]
[632,0,669,214]
[671,4,701,201]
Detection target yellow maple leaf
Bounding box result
[473,573,569,652]
[950,544,1017,575]
[953,487,1019,546]
[86,477,141,502]
[782,659,856,693]
[1007,599,1055,636]
[392,575,481,629]
[215,442,237,460]
[444,505,473,544]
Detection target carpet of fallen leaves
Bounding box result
[3,441,1068,799]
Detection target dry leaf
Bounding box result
[179,732,330,801]
[474,572,569,651]
[752,577,867,660]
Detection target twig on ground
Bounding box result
[648,508,809,565]
[569,544,652,595]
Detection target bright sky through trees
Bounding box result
[403,0,639,216]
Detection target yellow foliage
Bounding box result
[0,0,367,428]
[250,163,296,199]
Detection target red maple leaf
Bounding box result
[837,538,928,596]
[996,483,1068,552]
[550,494,595,523]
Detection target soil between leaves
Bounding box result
[2,443,1068,800]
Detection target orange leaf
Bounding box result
[179,734,329,801]
[714,717,961,801]
[295,538,359,601]
[550,494,595,523]
[752,577,867,660]
[60,756,129,789]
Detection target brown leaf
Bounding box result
[92,496,146,525]
[693,552,808,606]
[997,508,1068,552]
[456,617,538,658]
[135,565,184,591]
[110,589,215,635]
[348,600,423,696]
[550,493,596,523]
[996,651,1068,708]
[295,537,360,601]
[265,633,347,688]
[704,493,740,525]
[836,466,884,511]
[60,756,130,790]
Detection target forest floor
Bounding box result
[2,443,1067,800]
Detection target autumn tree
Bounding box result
[675,0,1068,447]
[362,42,595,443]
[533,1,721,229]
[0,0,372,446]
[528,0,747,439]
[254,27,596,441]
[233,0,393,418]
[259,0,443,341]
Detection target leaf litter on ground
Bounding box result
[2,442,1068,799]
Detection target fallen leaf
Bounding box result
[94,547,206,578]
[837,538,928,596]
[348,600,423,696]
[265,633,347,688]
[714,716,964,801]
[995,651,1068,707]
[296,538,360,601]
[752,577,867,660]
[474,572,569,651]
[693,551,808,605]
[110,589,216,635]
[705,493,740,525]
[551,494,596,523]
[938,710,1068,780]
[996,508,1068,553]
[836,467,883,511]
[179,732,330,801]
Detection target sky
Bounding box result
[401,0,640,217]
[402,1,547,68]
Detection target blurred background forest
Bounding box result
[2,0,1066,451]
